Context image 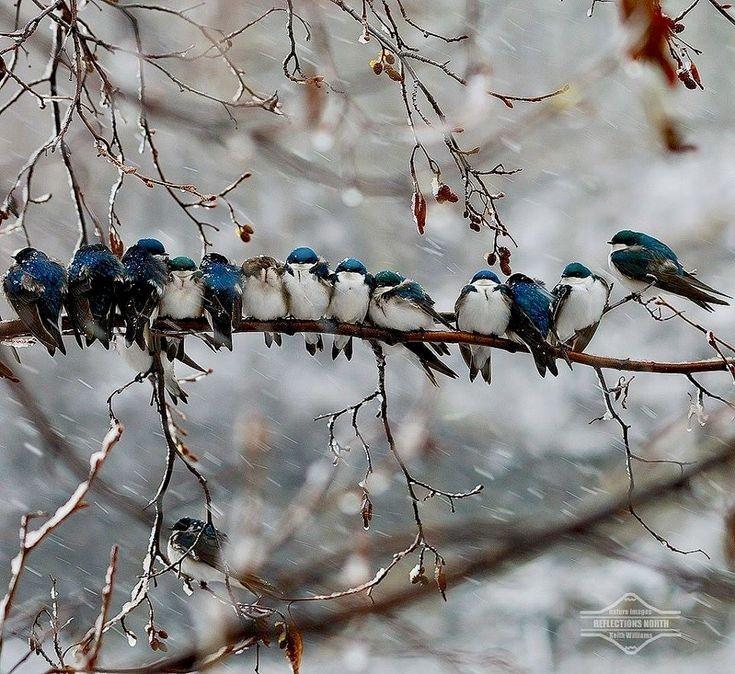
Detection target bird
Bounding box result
[506,273,558,377]
[241,255,287,349]
[167,516,282,599]
[66,243,126,349]
[368,270,457,386]
[328,257,373,360]
[608,230,730,311]
[120,238,169,349]
[454,270,512,384]
[282,246,332,355]
[551,262,611,353]
[3,247,67,356]
[159,255,205,364]
[160,256,204,321]
[199,252,243,351]
[115,326,188,404]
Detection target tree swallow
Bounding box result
[454,270,512,384]
[121,238,168,349]
[159,255,204,364]
[328,257,373,360]
[66,243,126,349]
[115,326,188,404]
[199,252,243,351]
[608,230,730,311]
[241,255,288,349]
[506,273,558,377]
[551,262,611,353]
[3,247,67,356]
[282,246,332,356]
[167,516,281,598]
[368,270,457,386]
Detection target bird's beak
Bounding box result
[606,240,613,245]
[285,265,294,276]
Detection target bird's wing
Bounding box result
[453,284,476,321]
[569,323,600,353]
[14,299,60,351]
[550,283,572,333]
[613,248,729,309]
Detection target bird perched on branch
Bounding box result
[283,247,332,355]
[121,238,169,349]
[66,243,126,350]
[159,255,204,364]
[506,273,558,377]
[167,516,282,599]
[454,270,512,384]
[369,270,457,386]
[551,263,610,353]
[200,252,243,351]
[241,255,287,348]
[328,257,372,360]
[608,230,730,311]
[3,248,67,356]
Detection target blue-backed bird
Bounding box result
[551,263,611,353]
[328,257,373,361]
[241,255,287,348]
[454,270,512,384]
[199,252,243,351]
[66,243,126,349]
[167,516,282,599]
[282,246,332,355]
[368,270,457,386]
[3,248,67,356]
[120,238,168,349]
[608,230,730,311]
[506,273,558,377]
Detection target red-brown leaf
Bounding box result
[109,227,124,259]
[412,190,427,234]
[277,621,303,674]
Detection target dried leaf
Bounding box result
[435,563,447,601]
[277,621,303,674]
[411,190,427,235]
[409,563,429,585]
[360,492,373,530]
[620,0,677,85]
[369,59,383,75]
[109,226,124,259]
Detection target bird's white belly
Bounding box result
[284,271,330,319]
[329,278,370,323]
[243,280,287,320]
[369,297,432,331]
[457,289,510,336]
[556,283,608,342]
[160,282,203,319]
[167,541,224,584]
[116,336,152,373]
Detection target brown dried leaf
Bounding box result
[360,492,373,530]
[109,226,124,259]
[277,621,303,674]
[435,563,447,601]
[411,190,427,235]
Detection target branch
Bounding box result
[0,421,123,660]
[2,317,735,375]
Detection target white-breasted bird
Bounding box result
[454,270,512,384]
[282,247,332,355]
[368,270,457,386]
[241,255,287,348]
[327,257,372,360]
[551,262,611,353]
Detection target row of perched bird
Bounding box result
[2,230,729,399]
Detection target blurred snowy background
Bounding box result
[1,0,735,672]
